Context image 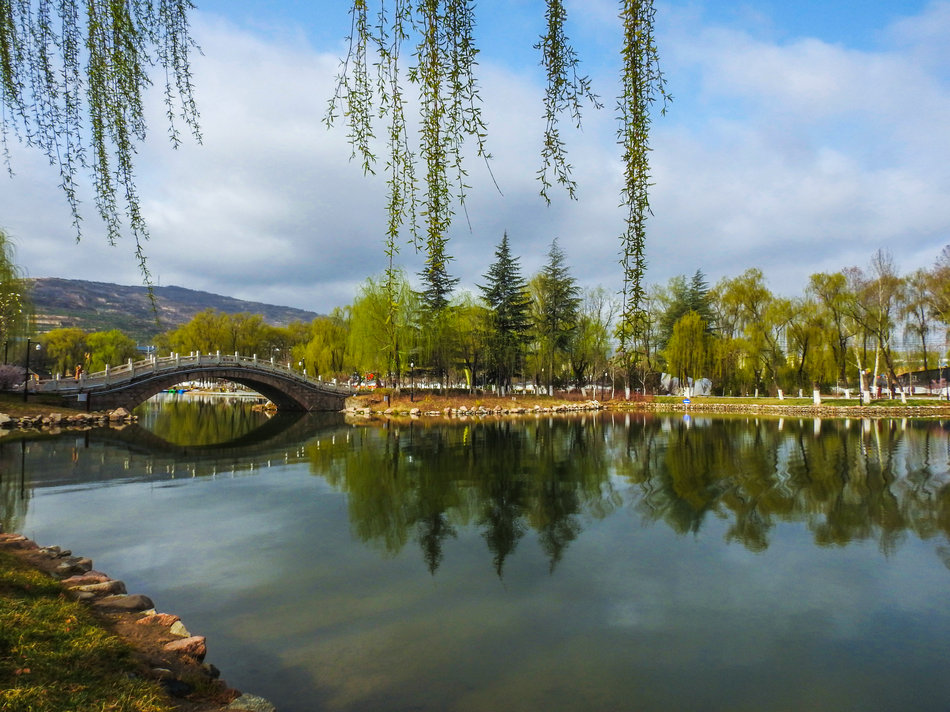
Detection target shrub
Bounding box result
[0,365,24,390]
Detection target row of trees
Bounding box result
[648,249,950,395]
[12,235,950,398]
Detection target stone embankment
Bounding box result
[0,531,277,712]
[344,400,605,418]
[0,406,138,431]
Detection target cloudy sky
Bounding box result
[2,0,948,313]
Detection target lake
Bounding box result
[3,397,950,711]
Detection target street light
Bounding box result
[23,338,40,403]
[410,361,415,402]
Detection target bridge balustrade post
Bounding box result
[216,350,221,364]
[197,350,201,365]
[175,352,181,367]
[253,354,257,364]
[105,364,111,385]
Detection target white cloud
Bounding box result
[1,3,948,315]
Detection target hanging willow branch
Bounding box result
[0,0,200,279]
[330,2,664,336]
[536,0,601,205]
[616,0,669,361]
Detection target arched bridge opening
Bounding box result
[30,353,355,412]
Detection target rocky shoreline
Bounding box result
[343,399,606,418]
[0,531,277,712]
[4,398,950,435]
[343,398,950,420]
[0,406,139,431]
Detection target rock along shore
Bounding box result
[342,399,606,419]
[0,406,139,432]
[0,531,277,712]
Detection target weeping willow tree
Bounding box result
[0,228,31,353]
[0,0,200,279]
[328,0,667,387]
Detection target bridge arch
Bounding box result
[33,353,355,412]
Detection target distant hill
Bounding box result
[28,278,322,342]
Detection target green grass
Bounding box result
[0,551,175,712]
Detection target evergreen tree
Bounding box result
[686,270,715,326]
[532,239,580,392]
[418,258,459,314]
[657,269,714,349]
[479,233,531,391]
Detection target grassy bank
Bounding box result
[0,551,175,712]
[0,393,88,418]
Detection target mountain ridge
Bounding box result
[29,277,322,341]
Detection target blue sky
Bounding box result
[2,0,948,313]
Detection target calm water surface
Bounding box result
[3,397,950,711]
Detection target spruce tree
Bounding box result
[418,258,459,314]
[479,233,531,391]
[533,238,580,392]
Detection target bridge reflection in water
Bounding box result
[5,407,950,576]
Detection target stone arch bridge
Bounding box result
[29,352,355,412]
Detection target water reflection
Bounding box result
[4,409,950,573]
[136,394,275,446]
[615,415,950,556]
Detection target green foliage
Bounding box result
[303,309,350,378]
[530,238,580,390]
[40,327,87,376]
[449,291,490,390]
[348,271,419,379]
[162,309,282,357]
[663,311,713,385]
[655,270,713,349]
[86,329,139,371]
[0,229,30,345]
[0,0,200,277]
[479,232,531,390]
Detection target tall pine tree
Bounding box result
[533,239,580,393]
[479,233,531,392]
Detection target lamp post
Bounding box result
[410,362,415,402]
[943,359,949,402]
[23,338,40,403]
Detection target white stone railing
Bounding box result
[33,351,354,395]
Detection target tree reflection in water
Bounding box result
[307,415,950,573]
[5,410,950,575]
